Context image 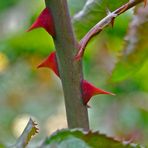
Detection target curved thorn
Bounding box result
[27,8,55,36]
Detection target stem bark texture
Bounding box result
[45,0,89,130]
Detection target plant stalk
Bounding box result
[45,0,89,130]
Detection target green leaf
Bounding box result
[73,0,128,39]
[68,0,86,16]
[111,5,148,82]
[12,118,38,148]
[0,0,18,12]
[0,143,6,148]
[40,129,143,148]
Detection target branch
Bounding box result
[75,0,145,60]
[45,0,89,130]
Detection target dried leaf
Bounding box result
[13,118,39,148]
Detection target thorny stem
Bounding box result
[75,0,144,60]
[45,0,89,130]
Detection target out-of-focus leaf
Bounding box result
[73,0,128,39]
[0,0,18,12]
[0,143,6,148]
[12,118,38,148]
[68,0,86,16]
[0,30,54,62]
[40,129,142,148]
[111,5,148,82]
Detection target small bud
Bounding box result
[27,8,55,37]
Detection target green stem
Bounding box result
[45,0,89,130]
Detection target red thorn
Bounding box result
[37,51,59,76]
[38,52,115,106]
[81,80,115,105]
[27,7,55,36]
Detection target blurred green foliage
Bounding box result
[73,0,128,39]
[0,0,148,147]
[0,0,18,12]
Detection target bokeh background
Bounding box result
[0,0,148,147]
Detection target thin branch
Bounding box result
[75,0,145,60]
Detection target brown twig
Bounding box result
[75,0,145,60]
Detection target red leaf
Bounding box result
[27,8,55,37]
[81,80,115,105]
[37,51,59,76]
